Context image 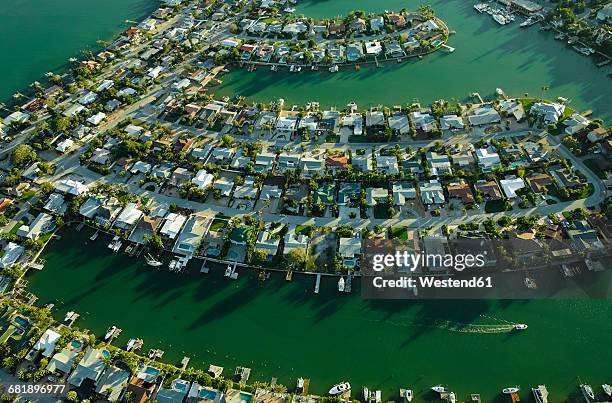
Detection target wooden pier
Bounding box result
[314,274,321,294]
[301,378,310,395]
[286,269,293,281]
[200,260,210,273]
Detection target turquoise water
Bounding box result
[0,0,158,103]
[215,0,612,121]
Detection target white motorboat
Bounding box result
[513,324,528,330]
[271,65,278,72]
[338,277,345,292]
[90,231,99,241]
[448,392,456,403]
[603,384,612,397]
[329,382,350,395]
[127,338,137,351]
[145,254,163,267]
[432,385,447,394]
[532,385,548,403]
[329,65,338,73]
[296,378,304,390]
[493,13,507,25]
[374,390,381,403]
[225,265,233,277]
[581,384,595,400]
[502,387,519,394]
[105,326,117,340]
[64,311,75,322]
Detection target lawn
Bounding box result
[389,226,408,240]
[484,199,508,213]
[324,135,340,143]
[210,218,228,232]
[295,224,313,237]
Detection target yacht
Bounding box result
[474,3,488,13]
[296,378,304,391]
[225,265,233,277]
[329,65,339,73]
[329,382,351,395]
[126,338,143,351]
[532,385,548,403]
[432,385,447,394]
[493,13,507,25]
[338,277,345,292]
[581,384,595,400]
[270,65,278,72]
[502,387,519,394]
[90,231,99,241]
[374,390,381,403]
[448,392,456,403]
[64,311,75,322]
[363,387,370,402]
[513,323,528,330]
[145,254,163,267]
[105,326,117,340]
[603,384,612,397]
[520,17,537,27]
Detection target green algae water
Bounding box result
[27,229,612,402]
[214,0,612,122]
[0,0,158,103]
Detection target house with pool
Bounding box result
[67,347,110,387]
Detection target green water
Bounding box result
[0,0,158,103]
[215,0,612,122]
[27,229,612,402]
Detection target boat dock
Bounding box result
[471,394,481,402]
[301,378,310,395]
[234,366,251,382]
[344,271,352,293]
[27,259,46,271]
[200,260,210,273]
[180,356,190,371]
[314,274,321,294]
[76,222,85,232]
[286,269,293,281]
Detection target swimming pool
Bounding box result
[227,251,238,259]
[207,249,220,257]
[239,392,252,403]
[198,388,218,400]
[13,316,29,327]
[70,339,83,349]
[100,349,111,359]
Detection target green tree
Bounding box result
[11,144,37,168]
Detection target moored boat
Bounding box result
[603,384,612,397]
[513,323,528,330]
[432,385,447,394]
[502,387,519,394]
[399,388,413,402]
[580,384,594,400]
[329,382,350,395]
[448,392,456,403]
[532,385,548,403]
[338,277,345,292]
[105,326,117,340]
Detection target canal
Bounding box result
[26,229,612,402]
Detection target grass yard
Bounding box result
[389,226,408,240]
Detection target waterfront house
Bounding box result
[475,180,502,201]
[587,127,608,143]
[410,111,437,132]
[96,366,131,401]
[67,347,108,387]
[0,242,24,269]
[202,103,223,127]
[32,328,61,358]
[419,180,445,206]
[530,102,565,123]
[256,111,278,130]
[255,230,281,261]
[346,43,364,62]
[385,41,404,57]
[475,147,501,172]
[79,196,121,227]
[275,115,299,137]
[392,182,417,207]
[4,111,30,125]
[498,99,525,121]
[115,203,143,230]
[342,113,364,135]
[298,114,319,134]
[47,348,78,375]
[339,234,362,262]
[366,110,385,130]
[349,18,367,32]
[174,215,209,255]
[439,114,465,130]
[387,13,407,27]
[376,155,399,175]
[499,176,525,199]
[371,16,384,31]
[16,213,55,240]
[328,23,346,36]
[365,41,383,55]
[129,215,163,244]
[283,232,309,255]
[161,213,188,240]
[426,152,452,176]
[422,235,450,271]
[467,105,501,126]
[563,113,590,135]
[126,365,160,403]
[156,379,191,403]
